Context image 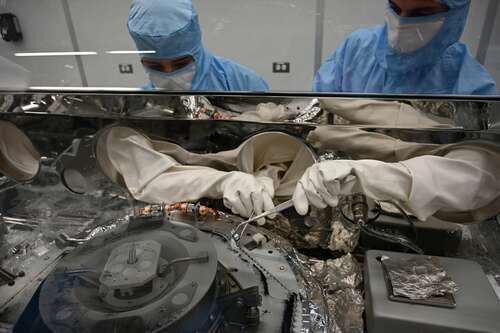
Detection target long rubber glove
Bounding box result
[292,153,499,222]
[104,126,275,220]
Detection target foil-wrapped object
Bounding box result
[328,218,360,253]
[327,288,364,333]
[261,233,333,332]
[307,254,364,333]
[382,256,459,300]
[292,99,323,124]
[309,254,362,292]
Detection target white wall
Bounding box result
[67,0,147,87]
[0,0,82,87]
[485,2,500,87]
[194,0,316,91]
[0,0,498,90]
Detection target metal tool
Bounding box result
[242,199,294,226]
[232,199,294,242]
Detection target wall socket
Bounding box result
[272,62,290,73]
[119,64,133,74]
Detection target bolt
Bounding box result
[236,298,244,308]
[279,266,286,271]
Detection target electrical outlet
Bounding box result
[272,62,290,73]
[119,64,133,74]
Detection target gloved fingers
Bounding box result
[292,180,310,216]
[223,193,247,218]
[339,174,358,195]
[238,190,254,218]
[262,191,276,219]
[322,178,341,207]
[313,168,339,207]
[304,171,328,209]
[251,191,264,215]
[250,191,266,225]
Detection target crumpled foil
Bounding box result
[263,207,361,254]
[327,288,364,333]
[265,235,334,333]
[292,99,323,124]
[308,254,362,292]
[382,256,459,300]
[328,218,360,253]
[306,254,364,333]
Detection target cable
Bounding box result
[378,200,418,244]
[340,198,423,254]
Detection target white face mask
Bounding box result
[147,62,196,91]
[386,9,445,54]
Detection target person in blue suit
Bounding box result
[128,0,269,91]
[314,0,497,95]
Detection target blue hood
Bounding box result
[377,0,471,72]
[127,0,212,88]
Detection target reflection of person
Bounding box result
[314,0,497,95]
[127,0,269,91]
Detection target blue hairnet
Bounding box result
[128,0,202,60]
[127,0,269,91]
[439,0,471,9]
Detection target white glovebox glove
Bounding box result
[219,172,275,223]
[102,126,275,222]
[292,152,500,222]
[292,160,412,216]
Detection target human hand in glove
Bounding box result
[219,171,275,224]
[292,160,412,216]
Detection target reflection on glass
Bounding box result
[127,0,269,91]
[314,0,498,95]
[0,120,40,184]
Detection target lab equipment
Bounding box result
[365,250,500,333]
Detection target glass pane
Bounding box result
[0,0,499,95]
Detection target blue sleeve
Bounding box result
[247,75,270,92]
[456,55,498,95]
[142,81,155,90]
[313,38,348,92]
[227,63,270,92]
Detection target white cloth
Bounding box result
[234,103,290,122]
[0,121,40,182]
[319,99,453,128]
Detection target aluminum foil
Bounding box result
[382,256,459,300]
[326,288,364,333]
[456,219,500,277]
[308,254,362,292]
[265,236,334,333]
[292,99,323,124]
[328,217,360,253]
[306,254,364,333]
